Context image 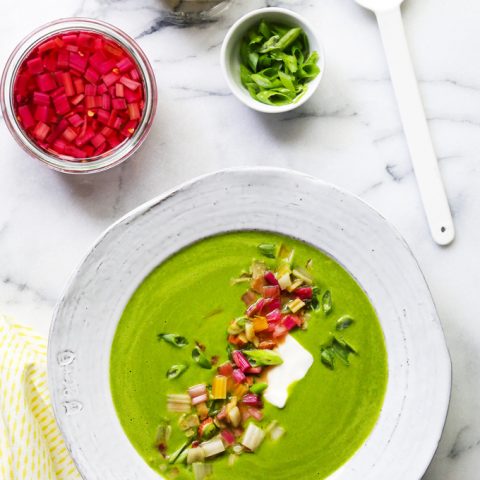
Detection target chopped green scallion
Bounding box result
[158,333,189,348]
[257,243,277,258]
[166,364,188,380]
[192,346,212,369]
[336,316,355,331]
[322,290,333,315]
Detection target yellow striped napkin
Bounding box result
[0,314,81,480]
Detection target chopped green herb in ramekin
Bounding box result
[239,19,321,106]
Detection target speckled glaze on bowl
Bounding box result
[48,168,451,480]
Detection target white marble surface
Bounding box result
[0,0,479,478]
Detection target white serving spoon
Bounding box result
[354,0,455,245]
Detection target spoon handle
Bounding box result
[376,7,455,245]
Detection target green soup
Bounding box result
[110,231,388,479]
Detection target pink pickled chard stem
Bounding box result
[188,384,207,398]
[232,351,251,372]
[191,393,208,406]
[241,393,260,406]
[232,368,246,384]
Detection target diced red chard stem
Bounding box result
[188,384,207,398]
[283,315,299,331]
[12,29,145,161]
[264,271,279,286]
[221,429,236,445]
[295,287,313,300]
[217,362,234,376]
[232,351,251,372]
[245,366,262,375]
[232,368,246,384]
[241,393,262,407]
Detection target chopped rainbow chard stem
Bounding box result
[156,242,358,477]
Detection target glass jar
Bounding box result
[1,18,157,174]
[160,0,231,23]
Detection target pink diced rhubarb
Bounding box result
[33,121,50,141]
[17,105,35,129]
[36,73,56,92]
[27,57,44,75]
[12,29,145,161]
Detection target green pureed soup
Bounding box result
[110,231,388,479]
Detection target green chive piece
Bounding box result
[158,333,189,348]
[250,382,268,394]
[259,34,281,53]
[336,316,355,331]
[243,349,283,366]
[322,290,332,315]
[192,346,212,369]
[309,285,320,310]
[332,337,351,365]
[320,336,358,370]
[275,27,302,51]
[166,364,188,380]
[168,440,192,464]
[259,19,271,38]
[320,346,335,370]
[258,243,276,258]
[239,20,320,106]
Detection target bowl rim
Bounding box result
[48,167,452,480]
[220,7,326,113]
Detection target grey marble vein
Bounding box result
[448,427,480,460]
[171,86,232,99]
[2,276,55,306]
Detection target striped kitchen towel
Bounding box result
[0,314,81,480]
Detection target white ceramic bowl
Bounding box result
[221,8,325,113]
[48,168,451,480]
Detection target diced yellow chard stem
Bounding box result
[277,273,292,291]
[227,405,241,427]
[288,298,306,313]
[287,278,303,292]
[245,321,256,342]
[278,244,295,264]
[253,316,268,332]
[212,375,227,399]
[292,268,313,285]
